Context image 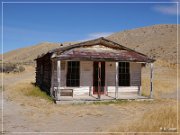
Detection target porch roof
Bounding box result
[54,47,152,62]
[50,37,154,63]
[36,37,155,63]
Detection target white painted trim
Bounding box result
[57,60,61,100]
[115,62,119,98]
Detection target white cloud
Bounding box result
[80,32,113,41]
[88,32,113,38]
[153,3,180,15]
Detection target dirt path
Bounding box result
[2,96,157,133]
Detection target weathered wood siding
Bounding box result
[130,62,141,86]
[77,61,93,95]
[106,62,141,86]
[106,62,116,86]
[35,53,52,94]
[80,61,93,86]
[51,61,93,95]
[51,61,142,95]
[106,62,141,93]
[52,60,66,87]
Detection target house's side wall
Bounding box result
[35,53,52,94]
[36,59,42,86]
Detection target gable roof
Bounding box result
[36,37,155,63]
[49,37,155,63]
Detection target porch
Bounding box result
[51,60,154,101]
[55,92,148,104]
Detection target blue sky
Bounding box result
[1,0,179,53]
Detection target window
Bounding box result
[66,61,80,87]
[119,62,130,86]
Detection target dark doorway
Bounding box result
[93,62,105,94]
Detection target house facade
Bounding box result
[35,37,155,101]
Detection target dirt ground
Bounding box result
[0,65,179,134]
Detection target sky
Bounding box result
[1,0,179,53]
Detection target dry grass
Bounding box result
[4,82,106,117]
[141,60,178,98]
[21,83,53,102]
[4,82,56,115]
[129,104,177,132]
[111,100,178,133]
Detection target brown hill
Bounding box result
[2,42,76,64]
[107,24,179,64]
[2,24,179,64]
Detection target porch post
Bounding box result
[115,62,119,99]
[57,60,61,100]
[98,62,101,99]
[150,63,153,98]
[138,64,142,96]
[138,86,142,96]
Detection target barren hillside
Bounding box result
[2,24,179,64]
[2,42,75,63]
[107,24,179,63]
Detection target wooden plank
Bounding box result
[130,62,141,86]
[50,60,54,97]
[105,62,108,96]
[98,62,101,99]
[60,89,73,97]
[57,60,61,100]
[115,62,119,99]
[35,53,52,94]
[138,86,142,96]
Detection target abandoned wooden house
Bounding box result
[35,37,155,102]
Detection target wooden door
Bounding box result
[93,62,105,94]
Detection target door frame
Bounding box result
[93,61,105,95]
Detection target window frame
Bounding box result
[118,62,130,86]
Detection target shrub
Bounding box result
[0,63,25,73]
[1,63,16,73]
[19,65,25,72]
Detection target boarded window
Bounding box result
[66,61,80,87]
[119,62,130,86]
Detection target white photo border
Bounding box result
[1,1,179,134]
